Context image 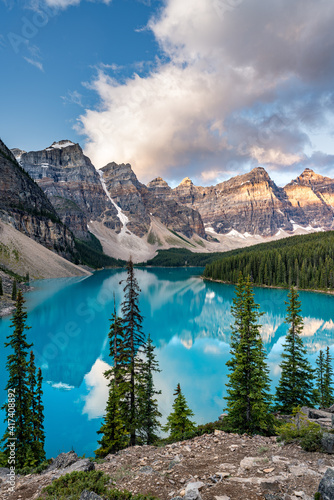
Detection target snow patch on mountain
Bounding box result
[98,170,130,235]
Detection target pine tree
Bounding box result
[26,354,45,465]
[0,277,3,296]
[163,383,195,441]
[224,275,274,434]
[95,302,129,457]
[138,335,162,445]
[1,290,33,468]
[26,350,37,466]
[121,258,146,446]
[35,368,46,463]
[11,280,17,301]
[274,287,315,413]
[95,379,128,457]
[316,350,325,408]
[323,346,334,408]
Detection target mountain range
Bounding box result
[1,137,334,273]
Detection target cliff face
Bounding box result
[162,167,334,236]
[0,138,75,255]
[15,145,206,241]
[12,139,334,242]
[15,141,117,239]
[284,168,334,229]
[101,163,206,239]
[168,168,294,236]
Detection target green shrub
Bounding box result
[276,407,323,452]
[18,459,52,476]
[37,470,157,500]
[157,420,226,445]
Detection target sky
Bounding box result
[1,0,334,187]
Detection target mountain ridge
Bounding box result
[10,139,334,262]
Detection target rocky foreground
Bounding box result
[1,430,334,500]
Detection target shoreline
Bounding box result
[2,268,333,319]
[202,276,334,296]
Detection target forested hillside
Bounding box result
[203,231,334,291]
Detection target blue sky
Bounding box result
[0,0,160,149]
[1,0,334,186]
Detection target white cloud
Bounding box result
[250,146,303,167]
[24,57,44,72]
[301,318,324,337]
[61,90,84,107]
[43,0,111,8]
[47,381,75,390]
[82,358,111,419]
[78,0,334,183]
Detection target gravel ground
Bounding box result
[1,431,333,500]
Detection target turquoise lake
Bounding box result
[1,267,334,458]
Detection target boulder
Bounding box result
[79,491,103,500]
[321,433,334,454]
[0,468,10,478]
[184,490,202,500]
[185,482,204,493]
[318,468,334,500]
[61,459,95,475]
[308,409,331,420]
[46,451,79,472]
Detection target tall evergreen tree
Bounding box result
[138,335,162,445]
[35,368,46,463]
[26,354,45,465]
[163,383,195,441]
[25,350,37,466]
[316,350,325,408]
[274,287,315,413]
[11,280,17,301]
[121,258,146,446]
[1,290,32,468]
[323,346,334,407]
[96,303,129,457]
[224,275,274,434]
[95,378,128,457]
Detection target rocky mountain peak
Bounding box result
[248,166,272,180]
[147,177,171,190]
[101,162,140,190]
[10,147,26,159]
[0,137,75,255]
[293,168,333,186]
[179,177,193,186]
[147,176,169,187]
[47,140,76,150]
[147,177,171,197]
[15,142,116,240]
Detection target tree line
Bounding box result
[203,231,334,291]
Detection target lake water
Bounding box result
[1,267,334,458]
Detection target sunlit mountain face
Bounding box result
[0,268,333,457]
